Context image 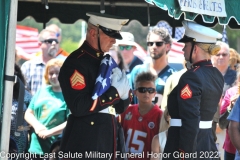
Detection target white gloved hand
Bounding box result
[120,71,130,100]
[112,67,122,81]
[111,70,130,100]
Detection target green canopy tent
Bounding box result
[145,0,240,29]
[17,0,173,27]
[0,0,18,156]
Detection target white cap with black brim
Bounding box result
[178,20,222,63]
[86,12,129,40]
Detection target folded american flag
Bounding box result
[92,54,118,100]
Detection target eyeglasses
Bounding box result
[119,45,133,51]
[41,39,59,44]
[136,87,156,94]
[147,41,165,47]
[216,53,228,57]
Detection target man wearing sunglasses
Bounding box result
[129,27,176,106]
[21,29,59,95]
[33,24,70,61]
[116,32,143,74]
[58,12,132,158]
[45,24,70,60]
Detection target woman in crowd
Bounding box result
[108,45,128,71]
[219,68,240,160]
[24,59,69,158]
[229,48,239,71]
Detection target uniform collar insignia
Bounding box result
[82,41,104,59]
[96,53,100,57]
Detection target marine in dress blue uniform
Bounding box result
[58,12,132,160]
[163,21,224,160]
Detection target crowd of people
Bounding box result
[6,11,240,160]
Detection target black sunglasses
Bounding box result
[147,41,165,47]
[136,87,156,94]
[41,39,59,44]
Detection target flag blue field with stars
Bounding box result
[92,54,118,100]
[222,25,228,44]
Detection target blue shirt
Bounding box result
[227,96,240,160]
[126,56,143,75]
[228,97,240,123]
[223,67,237,95]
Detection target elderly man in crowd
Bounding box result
[21,29,59,95]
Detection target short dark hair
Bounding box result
[146,27,172,45]
[134,71,157,89]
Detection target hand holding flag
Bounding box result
[111,68,130,100]
[92,54,118,100]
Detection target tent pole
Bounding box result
[100,0,105,13]
[147,3,150,29]
[172,10,176,38]
[0,0,18,156]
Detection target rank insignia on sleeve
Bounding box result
[180,84,192,99]
[70,70,86,90]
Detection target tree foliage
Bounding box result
[122,20,150,50]
[213,24,240,52]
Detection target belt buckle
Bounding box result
[108,106,116,115]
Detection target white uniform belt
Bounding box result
[170,119,212,129]
[99,106,116,116]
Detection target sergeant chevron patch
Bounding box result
[70,70,86,90]
[180,84,192,99]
